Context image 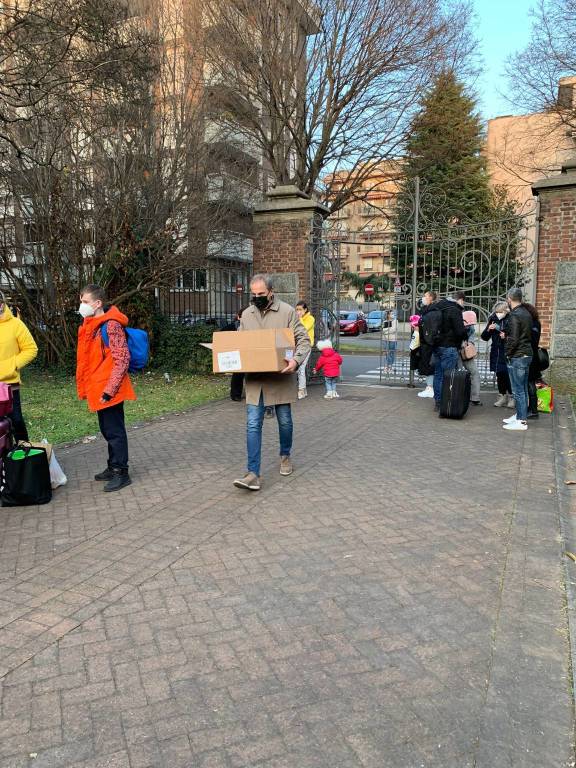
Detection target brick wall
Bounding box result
[252,216,312,299]
[535,187,576,348]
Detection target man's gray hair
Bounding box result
[507,287,523,303]
[250,273,273,291]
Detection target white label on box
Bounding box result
[284,349,294,360]
[218,351,242,372]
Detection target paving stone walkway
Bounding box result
[0,385,574,768]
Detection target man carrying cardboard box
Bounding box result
[233,274,311,491]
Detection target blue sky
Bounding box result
[474,0,534,119]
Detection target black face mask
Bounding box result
[251,294,270,311]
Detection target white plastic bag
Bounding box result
[49,452,67,489]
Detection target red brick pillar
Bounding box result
[532,162,576,389]
[252,185,329,305]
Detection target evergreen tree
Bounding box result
[392,71,519,303]
[396,70,492,227]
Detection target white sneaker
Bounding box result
[418,387,434,398]
[503,420,527,431]
[506,396,516,409]
[494,394,508,407]
[333,392,340,398]
[324,393,332,399]
[503,414,518,424]
[298,389,307,400]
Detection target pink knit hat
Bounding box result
[409,314,421,328]
[462,310,477,326]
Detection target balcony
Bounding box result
[206,173,261,211]
[207,231,253,263]
[205,119,262,162]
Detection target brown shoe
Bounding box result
[233,472,261,491]
[280,456,293,476]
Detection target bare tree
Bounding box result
[204,0,476,214]
[0,0,245,363]
[507,0,576,128]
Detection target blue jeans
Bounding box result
[383,340,396,366]
[247,393,293,475]
[433,347,459,402]
[507,356,532,421]
[325,377,338,394]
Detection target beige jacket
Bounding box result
[239,298,311,405]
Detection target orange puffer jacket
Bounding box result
[76,306,136,412]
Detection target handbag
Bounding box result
[538,348,550,371]
[0,383,13,417]
[460,341,478,360]
[1,444,52,506]
[536,385,554,414]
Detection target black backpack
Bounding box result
[420,308,443,346]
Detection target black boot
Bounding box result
[94,465,114,481]
[104,468,132,493]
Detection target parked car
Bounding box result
[178,315,232,329]
[366,310,392,332]
[339,310,367,336]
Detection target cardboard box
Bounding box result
[211,329,295,373]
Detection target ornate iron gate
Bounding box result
[309,183,538,387]
[307,215,341,343]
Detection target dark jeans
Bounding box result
[433,346,459,402]
[97,402,129,470]
[230,373,244,400]
[527,380,538,415]
[247,393,292,476]
[8,387,29,442]
[496,370,512,395]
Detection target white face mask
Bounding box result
[495,312,505,320]
[421,297,428,306]
[78,302,96,318]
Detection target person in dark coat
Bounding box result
[522,302,542,419]
[481,301,513,408]
[416,290,439,398]
[432,291,467,407]
[223,309,246,401]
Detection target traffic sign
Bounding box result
[393,277,402,294]
[364,283,374,296]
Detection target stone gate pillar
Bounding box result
[532,161,576,390]
[252,185,329,306]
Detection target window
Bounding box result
[179,269,207,291]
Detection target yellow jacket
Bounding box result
[300,311,315,345]
[0,307,38,383]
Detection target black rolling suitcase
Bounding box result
[439,368,471,419]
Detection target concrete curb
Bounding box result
[553,395,576,727]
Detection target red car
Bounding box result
[339,310,367,336]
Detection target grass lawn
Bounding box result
[23,369,229,445]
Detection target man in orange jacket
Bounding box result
[76,284,136,492]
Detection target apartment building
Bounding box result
[326,162,402,279]
[485,76,576,210]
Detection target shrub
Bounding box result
[151,318,214,374]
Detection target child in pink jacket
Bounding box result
[313,339,343,399]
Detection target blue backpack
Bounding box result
[101,322,149,372]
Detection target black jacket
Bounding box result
[435,298,467,349]
[504,305,533,359]
[528,318,541,381]
[416,303,440,375]
[481,313,508,374]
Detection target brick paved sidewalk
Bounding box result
[0,386,573,768]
